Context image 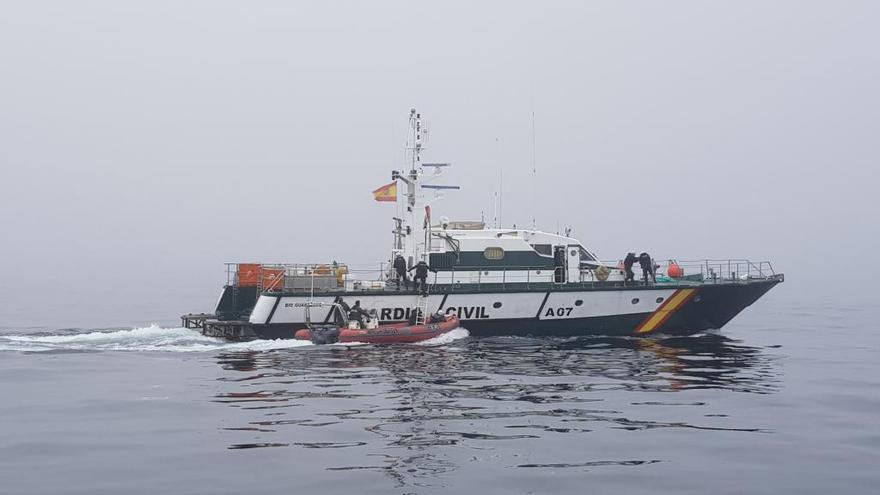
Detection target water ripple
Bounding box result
[211,333,780,487]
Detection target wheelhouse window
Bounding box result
[579,246,597,262]
[483,247,505,261]
[531,244,552,256]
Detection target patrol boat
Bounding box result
[183,109,783,340]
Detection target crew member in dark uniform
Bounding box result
[348,300,370,327]
[639,252,655,285]
[393,255,409,291]
[623,252,637,283]
[407,307,423,325]
[332,296,351,325]
[409,260,435,296]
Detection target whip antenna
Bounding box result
[531,110,537,230]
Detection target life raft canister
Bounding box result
[667,260,684,278]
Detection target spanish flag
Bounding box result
[372,181,397,202]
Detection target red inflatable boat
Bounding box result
[295,315,461,344]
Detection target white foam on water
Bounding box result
[416,327,470,346]
[0,324,313,353]
[0,342,55,353]
[0,324,470,353]
[220,338,315,352]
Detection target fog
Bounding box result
[1,1,876,328]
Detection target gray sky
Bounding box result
[1,1,877,328]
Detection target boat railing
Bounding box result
[599,258,776,284]
[435,258,777,291]
[223,258,777,294]
[224,262,388,292]
[647,259,776,282]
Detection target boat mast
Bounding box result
[395,108,428,267]
[392,108,456,268]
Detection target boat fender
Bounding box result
[310,325,340,345]
[594,265,610,281]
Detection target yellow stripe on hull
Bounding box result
[635,288,697,334]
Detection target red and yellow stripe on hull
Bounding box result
[634,288,698,335]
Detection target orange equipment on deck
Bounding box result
[237,263,285,290]
[237,263,262,287]
[667,261,684,278]
[261,268,285,291]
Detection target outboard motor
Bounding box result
[309,325,340,345]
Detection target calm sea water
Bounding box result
[1,299,878,495]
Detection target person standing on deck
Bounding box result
[409,260,435,296]
[624,252,637,283]
[393,255,410,291]
[639,252,656,285]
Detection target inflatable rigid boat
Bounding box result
[295,315,460,344]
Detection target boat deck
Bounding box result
[182,259,781,340]
[261,273,783,297]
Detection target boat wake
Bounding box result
[0,324,470,353]
[0,325,311,353]
[417,327,470,346]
